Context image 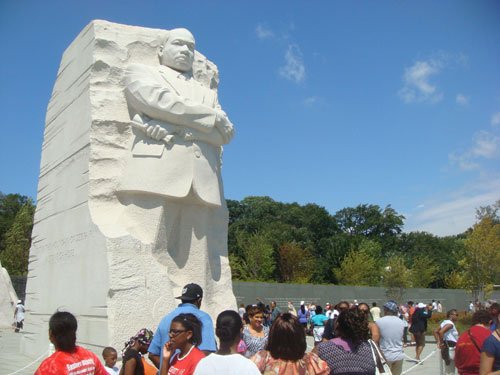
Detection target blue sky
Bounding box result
[0,1,499,236]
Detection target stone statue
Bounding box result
[22,21,237,358]
[118,27,236,308]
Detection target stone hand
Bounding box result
[146,124,169,141]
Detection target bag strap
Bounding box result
[467,329,481,352]
[368,339,386,373]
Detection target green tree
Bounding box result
[278,243,315,283]
[462,217,500,300]
[0,192,31,253]
[398,232,464,287]
[444,271,467,289]
[334,248,380,286]
[228,253,252,280]
[1,201,35,276]
[312,233,352,283]
[383,255,410,301]
[232,231,276,281]
[334,204,405,238]
[409,256,438,288]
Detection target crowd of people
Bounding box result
[33,285,500,375]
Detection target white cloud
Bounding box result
[399,60,443,103]
[449,130,500,171]
[279,44,305,83]
[456,94,469,106]
[491,112,500,127]
[471,131,500,158]
[255,24,274,40]
[404,177,500,236]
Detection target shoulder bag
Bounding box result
[368,339,393,375]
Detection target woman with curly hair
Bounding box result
[315,307,376,374]
[251,313,330,374]
[160,313,205,375]
[242,305,270,358]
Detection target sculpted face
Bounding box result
[160,28,195,72]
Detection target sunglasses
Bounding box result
[169,329,187,336]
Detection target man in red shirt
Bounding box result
[455,310,492,375]
[35,311,107,375]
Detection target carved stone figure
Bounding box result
[117,27,236,316]
[22,21,237,358]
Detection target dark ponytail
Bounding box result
[215,310,242,353]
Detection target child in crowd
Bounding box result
[102,347,119,375]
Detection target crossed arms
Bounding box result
[124,63,234,146]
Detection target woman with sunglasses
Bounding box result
[160,313,205,375]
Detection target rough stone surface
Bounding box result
[22,20,236,357]
[0,262,18,328]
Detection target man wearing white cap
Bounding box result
[409,302,432,362]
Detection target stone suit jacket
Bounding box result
[120,63,228,207]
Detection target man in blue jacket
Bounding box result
[148,283,216,369]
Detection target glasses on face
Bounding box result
[169,329,187,336]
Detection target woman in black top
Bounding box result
[409,303,431,362]
[121,328,154,375]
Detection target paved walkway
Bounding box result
[1,327,444,375]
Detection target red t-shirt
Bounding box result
[168,346,205,375]
[455,325,491,375]
[35,346,108,375]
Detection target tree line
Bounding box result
[227,196,500,298]
[0,192,498,298]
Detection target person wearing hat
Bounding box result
[375,301,406,375]
[148,283,216,370]
[409,302,432,363]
